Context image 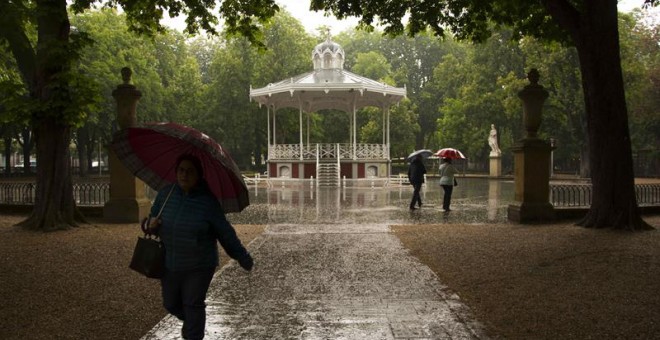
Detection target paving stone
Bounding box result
[143,223,489,340]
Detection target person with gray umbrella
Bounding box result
[407,154,427,210]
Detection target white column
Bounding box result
[299,102,303,161]
[348,110,352,152]
[306,111,310,146]
[382,107,386,145]
[352,102,357,160]
[386,106,390,146]
[267,106,271,145]
[386,106,391,177]
[272,105,277,147]
[266,105,272,177]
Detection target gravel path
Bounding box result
[392,215,660,339]
[1,213,658,339]
[0,214,263,340]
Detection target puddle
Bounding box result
[229,178,514,225]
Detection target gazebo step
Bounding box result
[317,160,339,187]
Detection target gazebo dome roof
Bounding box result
[312,38,344,70]
[313,39,344,56]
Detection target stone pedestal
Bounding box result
[507,68,555,223]
[103,67,150,223]
[489,155,502,177]
[103,150,151,222]
[507,138,554,222]
[487,179,501,221]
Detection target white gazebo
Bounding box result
[250,38,406,186]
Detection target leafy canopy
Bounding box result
[71,0,280,45]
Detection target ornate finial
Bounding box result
[324,27,331,42]
[121,67,132,85]
[527,68,540,85]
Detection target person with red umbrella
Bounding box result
[438,157,459,212]
[144,154,253,340]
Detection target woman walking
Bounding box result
[146,154,253,340]
[439,158,458,211]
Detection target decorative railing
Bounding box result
[270,144,301,159]
[318,143,338,159]
[338,143,352,159]
[550,183,660,207]
[269,143,388,160]
[2,181,658,208]
[355,143,388,159]
[0,182,110,206]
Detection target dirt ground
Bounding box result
[1,213,659,339]
[392,215,660,340]
[0,214,264,340]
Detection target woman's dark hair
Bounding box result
[442,158,452,164]
[176,154,204,178]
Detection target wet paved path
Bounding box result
[142,222,489,339]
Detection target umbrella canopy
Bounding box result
[435,148,466,159]
[111,122,249,213]
[406,149,434,162]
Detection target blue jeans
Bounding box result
[441,184,454,210]
[161,267,216,340]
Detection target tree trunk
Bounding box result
[17,117,84,230]
[572,1,651,230]
[15,0,84,230]
[579,142,590,178]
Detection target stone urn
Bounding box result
[518,69,548,138]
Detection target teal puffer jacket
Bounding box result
[150,183,250,272]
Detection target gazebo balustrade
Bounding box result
[268,143,388,161]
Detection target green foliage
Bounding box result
[0,49,30,124]
[2,0,657,177]
[198,9,315,167]
[71,0,280,46]
[620,10,660,166]
[310,0,567,43]
[352,51,391,83]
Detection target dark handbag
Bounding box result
[454,178,458,186]
[129,234,165,278]
[128,186,174,279]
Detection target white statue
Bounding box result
[488,124,501,156]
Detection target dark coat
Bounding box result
[151,183,250,271]
[407,158,427,185]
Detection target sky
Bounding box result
[162,0,658,35]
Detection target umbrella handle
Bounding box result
[141,185,176,236]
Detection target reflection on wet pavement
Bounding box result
[229,178,514,226]
[143,179,506,339]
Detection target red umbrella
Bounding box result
[435,148,466,159]
[111,122,249,213]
